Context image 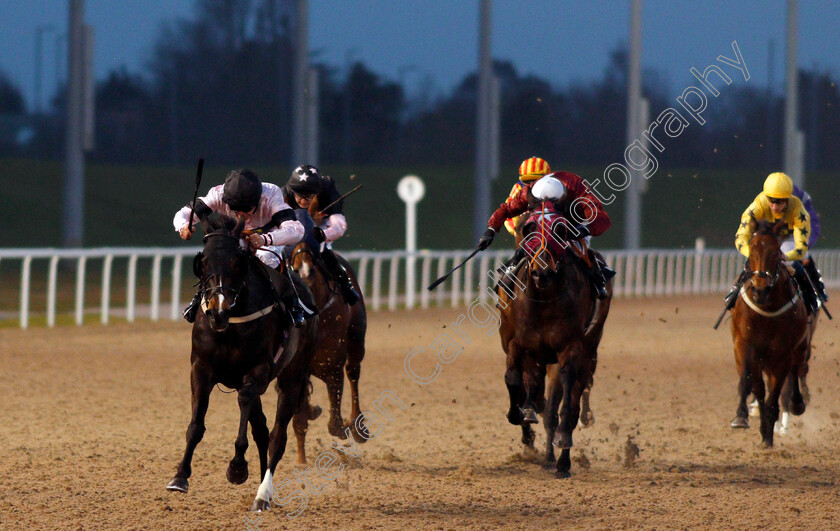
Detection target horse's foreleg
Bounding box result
[251,379,305,512]
[323,367,347,439]
[520,356,541,424]
[167,362,213,493]
[504,347,526,425]
[762,371,785,447]
[249,397,270,481]
[731,340,753,428]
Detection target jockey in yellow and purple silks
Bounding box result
[726,171,822,313]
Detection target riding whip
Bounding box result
[427,248,482,291]
[188,158,205,233]
[318,184,364,215]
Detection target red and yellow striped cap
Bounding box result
[518,157,550,182]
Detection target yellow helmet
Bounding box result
[763,172,793,199]
[518,156,551,182]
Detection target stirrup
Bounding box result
[340,280,360,306]
[183,293,200,323]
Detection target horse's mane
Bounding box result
[203,212,241,234]
[754,219,777,237]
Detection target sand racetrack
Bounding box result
[2,295,840,530]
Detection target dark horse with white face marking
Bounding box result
[730,219,811,447]
[166,213,319,512]
[499,207,611,478]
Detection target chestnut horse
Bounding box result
[289,241,369,462]
[730,219,810,447]
[165,213,320,512]
[499,208,612,478]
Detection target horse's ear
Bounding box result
[747,212,758,234]
[232,214,246,237]
[199,215,213,236]
[773,219,787,236]
[192,251,204,278]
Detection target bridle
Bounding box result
[199,231,248,313]
[745,252,783,289]
[291,245,341,309]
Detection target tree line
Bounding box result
[1,0,838,172]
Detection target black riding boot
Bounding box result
[804,258,829,301]
[321,249,360,306]
[724,262,751,311]
[590,261,609,300]
[183,291,201,323]
[793,262,818,315]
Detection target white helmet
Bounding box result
[531,176,566,201]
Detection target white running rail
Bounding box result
[1,247,839,328]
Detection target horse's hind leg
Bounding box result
[520,356,541,424]
[228,374,265,485]
[345,313,369,442]
[542,364,561,467]
[580,383,595,428]
[167,362,213,493]
[249,397,270,480]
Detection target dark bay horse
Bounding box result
[499,208,612,478]
[730,219,810,447]
[165,213,320,512]
[289,241,369,463]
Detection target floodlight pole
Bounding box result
[624,0,643,250]
[62,0,85,248]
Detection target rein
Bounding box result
[741,248,799,318]
[291,246,341,311]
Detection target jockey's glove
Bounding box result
[573,224,591,238]
[478,228,495,250]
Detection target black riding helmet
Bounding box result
[288,165,322,196]
[222,168,262,212]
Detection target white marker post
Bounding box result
[397,175,425,309]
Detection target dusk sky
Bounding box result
[1,1,839,112]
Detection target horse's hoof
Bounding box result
[762,439,773,449]
[730,416,749,429]
[775,423,788,436]
[521,430,535,448]
[748,400,760,418]
[507,408,523,426]
[580,410,595,428]
[555,470,571,479]
[351,422,370,444]
[226,461,249,485]
[520,407,538,425]
[790,400,806,416]
[799,377,811,404]
[251,498,270,512]
[166,477,189,493]
[553,430,573,449]
[329,422,347,439]
[309,405,323,421]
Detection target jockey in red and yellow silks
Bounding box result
[477,157,613,299]
[502,157,551,235]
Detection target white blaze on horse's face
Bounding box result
[204,277,231,313]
